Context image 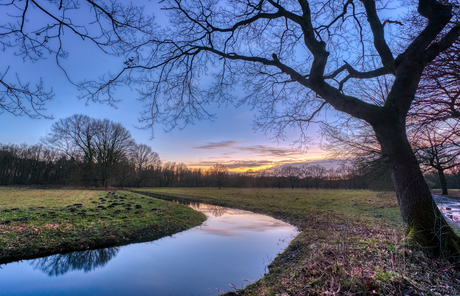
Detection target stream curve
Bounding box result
[0,202,298,296]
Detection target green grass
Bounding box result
[0,188,206,263]
[132,188,402,228]
[133,188,460,295]
[2,187,460,294]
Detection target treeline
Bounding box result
[0,130,394,190]
[5,138,459,190]
[2,114,456,190]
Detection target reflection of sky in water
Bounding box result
[0,203,298,296]
[190,203,294,236]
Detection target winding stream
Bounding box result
[0,203,298,296]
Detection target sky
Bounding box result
[0,0,340,173]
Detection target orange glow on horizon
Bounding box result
[186,155,329,173]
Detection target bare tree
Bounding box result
[299,164,312,189]
[130,143,161,187]
[279,165,301,189]
[309,164,326,189]
[45,114,135,187]
[77,0,460,253]
[92,119,135,188]
[412,124,460,195]
[413,39,460,124]
[45,114,98,185]
[208,163,229,189]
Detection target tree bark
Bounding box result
[373,119,460,256]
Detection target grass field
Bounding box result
[2,187,460,294]
[133,188,460,295]
[0,188,206,263]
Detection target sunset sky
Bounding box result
[0,86,329,172]
[0,47,329,173]
[0,1,340,172]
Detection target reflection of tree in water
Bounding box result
[188,203,227,217]
[30,247,120,276]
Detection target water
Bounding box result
[433,194,460,230]
[0,203,298,296]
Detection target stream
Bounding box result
[0,203,298,296]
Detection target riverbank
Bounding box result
[133,188,460,295]
[0,188,206,264]
[431,189,460,199]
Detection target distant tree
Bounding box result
[161,162,176,187]
[174,163,189,187]
[112,157,133,189]
[310,165,326,190]
[130,144,161,188]
[299,164,312,189]
[45,114,97,185]
[93,119,135,187]
[279,166,301,189]
[45,115,135,187]
[208,163,229,189]
[412,125,460,195]
[0,143,69,186]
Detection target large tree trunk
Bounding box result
[373,121,460,256]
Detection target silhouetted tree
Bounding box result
[310,164,326,190]
[413,125,460,195]
[279,166,301,189]
[208,163,229,189]
[45,115,135,187]
[130,143,161,187]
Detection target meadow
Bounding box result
[0,187,205,263]
[1,187,460,295]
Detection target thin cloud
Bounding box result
[190,159,274,169]
[193,140,239,150]
[237,145,300,157]
[193,140,301,157]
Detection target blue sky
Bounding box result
[0,40,326,172]
[0,0,333,172]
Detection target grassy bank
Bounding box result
[0,187,206,264]
[133,188,460,295]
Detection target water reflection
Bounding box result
[0,203,298,296]
[188,202,227,217]
[30,247,120,276]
